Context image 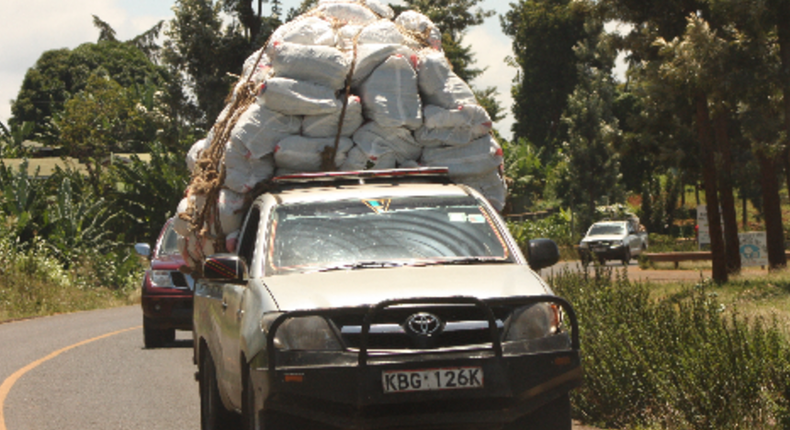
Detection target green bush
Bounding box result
[552,269,790,429]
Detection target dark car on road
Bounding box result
[135,218,194,348]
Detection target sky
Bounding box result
[0,0,624,141]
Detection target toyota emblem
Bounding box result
[405,313,443,336]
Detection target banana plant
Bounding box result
[45,177,118,264]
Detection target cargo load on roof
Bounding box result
[174,0,507,270]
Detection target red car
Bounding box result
[135,218,194,348]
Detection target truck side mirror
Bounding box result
[528,239,560,270]
[203,254,248,284]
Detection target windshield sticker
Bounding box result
[448,213,468,222]
[363,199,391,214]
[467,214,486,224]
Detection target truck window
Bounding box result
[265,195,513,276]
[238,207,260,267]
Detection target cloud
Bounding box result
[0,0,169,125]
[466,23,517,141]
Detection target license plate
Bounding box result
[593,246,607,252]
[382,367,484,393]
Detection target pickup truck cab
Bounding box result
[192,168,581,430]
[579,219,648,265]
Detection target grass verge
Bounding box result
[552,266,790,430]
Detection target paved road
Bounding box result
[0,306,198,430]
[0,306,600,430]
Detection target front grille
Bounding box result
[331,305,513,351]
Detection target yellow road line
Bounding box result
[0,326,141,430]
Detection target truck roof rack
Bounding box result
[272,167,452,188]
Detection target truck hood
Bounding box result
[581,234,624,243]
[262,264,552,311]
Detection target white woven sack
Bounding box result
[395,10,442,50]
[172,197,191,237]
[337,24,363,51]
[259,77,340,116]
[421,134,503,180]
[341,146,398,170]
[356,121,422,162]
[302,95,364,138]
[341,122,422,170]
[269,42,351,90]
[357,20,406,45]
[231,103,301,159]
[274,135,354,172]
[318,0,394,19]
[268,16,336,47]
[224,139,276,193]
[458,170,507,212]
[415,104,493,146]
[218,188,246,234]
[418,51,477,108]
[316,2,378,25]
[235,50,272,95]
[352,44,415,88]
[186,138,210,171]
[360,55,423,130]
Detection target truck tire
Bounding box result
[143,317,165,348]
[200,350,237,430]
[622,248,631,266]
[505,393,572,430]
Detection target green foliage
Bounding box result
[10,41,169,140]
[553,271,790,429]
[503,139,547,212]
[163,0,274,127]
[44,177,119,264]
[501,0,588,150]
[508,210,574,249]
[109,142,189,244]
[0,160,47,243]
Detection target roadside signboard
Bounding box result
[738,232,768,267]
[697,205,710,250]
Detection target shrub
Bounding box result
[552,269,790,429]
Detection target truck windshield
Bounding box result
[587,223,625,236]
[266,195,513,275]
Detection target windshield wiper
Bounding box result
[427,257,512,266]
[315,261,408,272]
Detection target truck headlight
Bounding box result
[579,242,589,249]
[503,303,560,342]
[150,270,174,288]
[262,314,343,351]
[611,240,624,248]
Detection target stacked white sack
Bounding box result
[176,0,507,269]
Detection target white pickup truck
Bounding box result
[191,168,582,430]
[578,219,649,265]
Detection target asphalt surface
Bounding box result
[0,306,603,430]
[0,306,198,430]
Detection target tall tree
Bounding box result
[556,17,623,229]
[654,16,732,282]
[10,41,168,141]
[162,0,281,128]
[502,0,588,155]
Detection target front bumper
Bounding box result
[251,296,582,430]
[141,294,193,330]
[580,245,627,260]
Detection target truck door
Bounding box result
[217,206,261,409]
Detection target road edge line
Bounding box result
[0,326,141,430]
